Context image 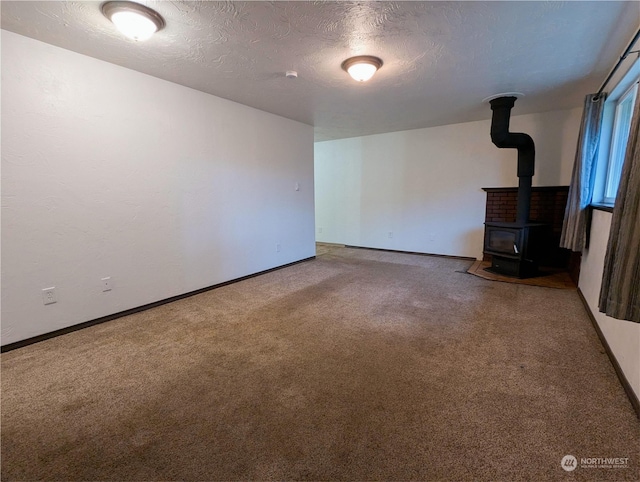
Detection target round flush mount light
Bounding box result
[341,55,383,82]
[101,1,165,41]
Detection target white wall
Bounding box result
[579,210,640,400]
[578,36,640,402]
[315,108,582,259]
[1,31,315,345]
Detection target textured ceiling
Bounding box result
[2,1,638,141]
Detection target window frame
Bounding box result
[591,58,640,207]
[602,82,638,205]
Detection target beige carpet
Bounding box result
[2,245,639,481]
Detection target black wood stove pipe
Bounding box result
[489,96,535,225]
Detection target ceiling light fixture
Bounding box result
[341,56,383,82]
[101,1,165,41]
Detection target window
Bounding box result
[603,82,638,204]
[592,57,640,207]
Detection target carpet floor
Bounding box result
[2,245,639,481]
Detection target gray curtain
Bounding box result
[599,91,640,323]
[560,93,607,251]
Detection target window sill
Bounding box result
[591,203,614,213]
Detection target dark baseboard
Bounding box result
[344,245,476,261]
[577,288,640,419]
[1,256,316,353]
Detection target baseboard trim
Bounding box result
[577,288,640,418]
[1,256,316,353]
[344,245,476,261]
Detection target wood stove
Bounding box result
[484,222,547,278]
[484,95,548,278]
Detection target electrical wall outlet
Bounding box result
[318,227,323,234]
[101,277,112,292]
[276,243,281,252]
[388,231,393,239]
[42,287,57,305]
